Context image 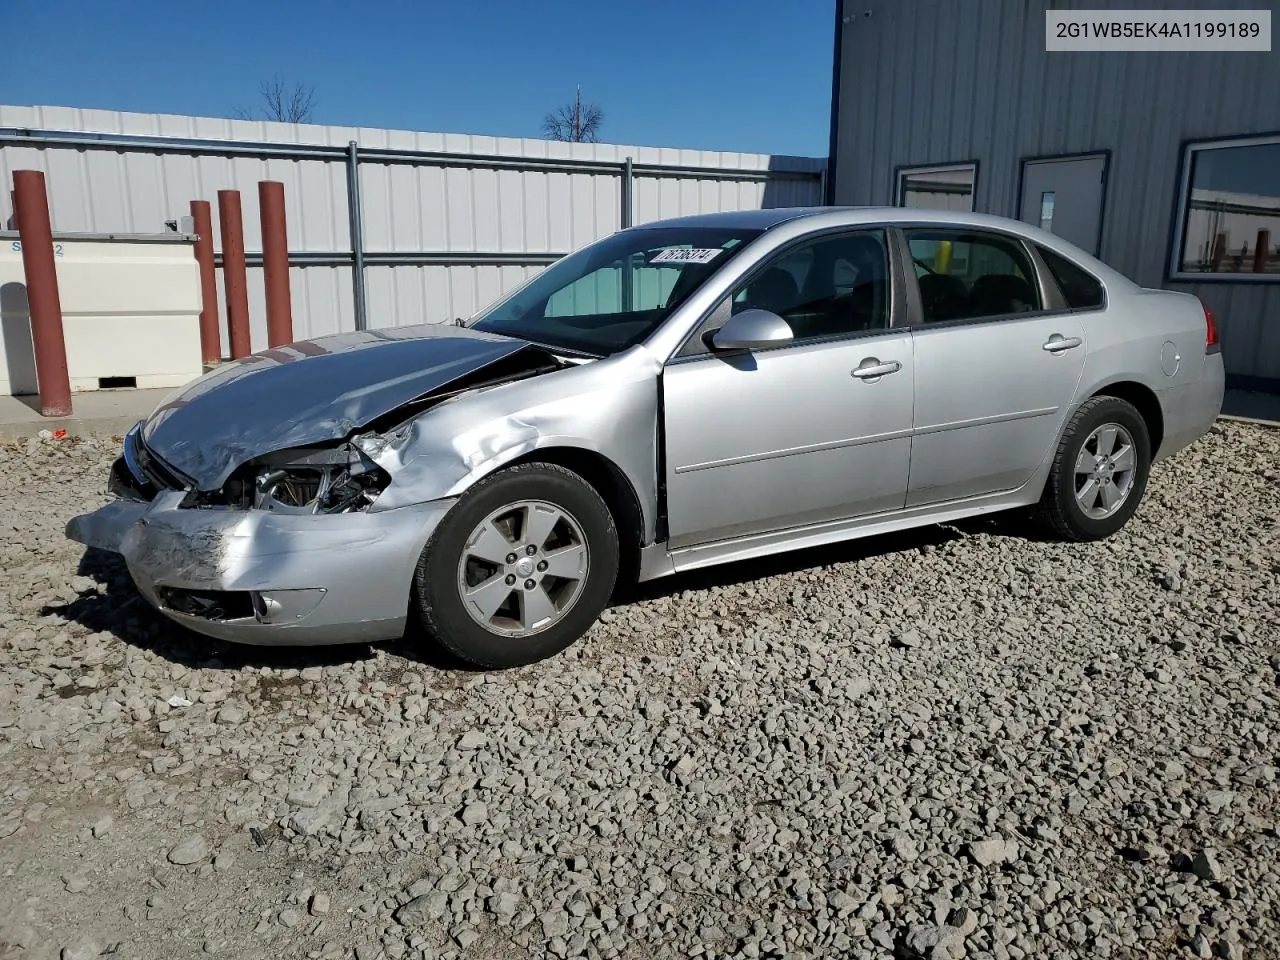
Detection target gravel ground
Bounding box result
[0,422,1277,960]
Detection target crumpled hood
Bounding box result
[141,324,546,490]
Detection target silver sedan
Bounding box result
[67,208,1224,666]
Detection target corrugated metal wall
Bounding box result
[0,105,824,354]
[830,0,1280,387]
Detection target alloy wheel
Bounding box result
[455,500,590,638]
[1074,422,1137,520]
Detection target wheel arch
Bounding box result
[1088,379,1165,454]
[1037,390,1155,541]
[499,446,646,589]
[1035,379,1163,507]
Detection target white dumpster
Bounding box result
[0,232,203,396]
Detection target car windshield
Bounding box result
[470,226,762,355]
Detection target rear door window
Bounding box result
[905,230,1042,323]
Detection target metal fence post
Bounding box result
[346,140,367,331]
[621,156,634,229]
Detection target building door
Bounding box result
[1018,154,1108,255]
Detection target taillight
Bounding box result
[1202,302,1219,351]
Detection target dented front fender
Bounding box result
[364,345,664,542]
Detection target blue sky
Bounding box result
[4,0,835,157]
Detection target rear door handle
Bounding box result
[851,358,902,380]
[1043,334,1083,353]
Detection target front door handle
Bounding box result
[851,358,902,380]
[1043,334,1083,353]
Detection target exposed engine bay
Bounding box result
[130,328,572,496]
[199,442,392,514]
[109,344,575,517]
[110,421,392,515]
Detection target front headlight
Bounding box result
[183,437,391,514]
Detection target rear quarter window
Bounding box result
[1038,246,1105,310]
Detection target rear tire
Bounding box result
[1038,396,1151,542]
[413,463,619,668]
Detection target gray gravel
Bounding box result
[0,422,1278,960]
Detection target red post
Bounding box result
[1210,232,1228,272]
[190,200,222,364]
[1254,229,1271,274]
[217,189,252,359]
[258,180,294,347]
[13,170,72,417]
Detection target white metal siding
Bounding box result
[0,105,824,354]
[363,264,541,328]
[831,0,1280,384]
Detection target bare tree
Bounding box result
[542,86,604,143]
[234,76,317,123]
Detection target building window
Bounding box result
[1171,134,1280,281]
[896,163,977,212]
[1038,192,1056,231]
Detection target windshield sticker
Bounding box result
[649,248,724,265]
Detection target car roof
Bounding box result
[633,206,1046,232]
[632,206,1134,287]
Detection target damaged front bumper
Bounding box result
[66,491,456,646]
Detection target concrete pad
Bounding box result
[0,387,171,440]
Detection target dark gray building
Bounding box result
[828,0,1280,391]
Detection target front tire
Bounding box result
[413,463,619,668]
[1038,395,1151,542]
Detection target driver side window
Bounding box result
[679,228,892,356]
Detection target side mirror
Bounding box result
[710,308,794,351]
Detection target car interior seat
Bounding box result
[968,273,1036,317]
[790,236,889,337]
[742,267,800,319]
[917,272,969,322]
